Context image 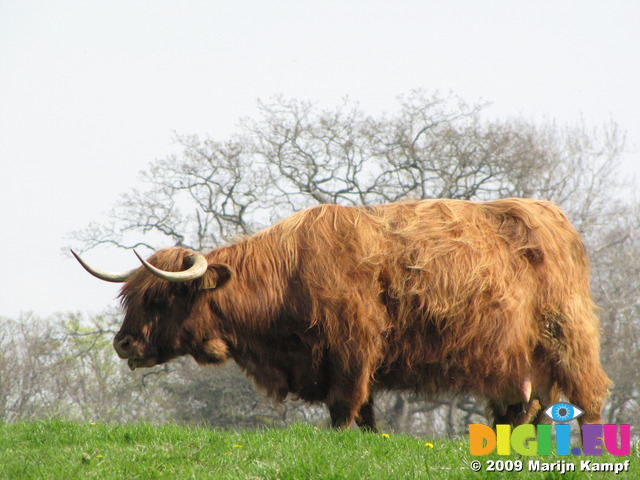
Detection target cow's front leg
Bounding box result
[329,403,353,429]
[355,394,377,432]
[329,398,376,431]
[327,366,373,429]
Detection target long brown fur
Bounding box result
[114,198,611,429]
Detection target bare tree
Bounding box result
[590,205,640,425]
[74,91,624,250]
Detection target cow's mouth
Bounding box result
[126,357,157,370]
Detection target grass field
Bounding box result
[0,420,637,479]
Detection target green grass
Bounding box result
[0,420,637,479]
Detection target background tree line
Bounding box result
[2,90,638,435]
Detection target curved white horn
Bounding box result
[133,250,208,282]
[71,250,138,283]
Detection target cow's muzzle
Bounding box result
[113,335,156,370]
[113,335,136,359]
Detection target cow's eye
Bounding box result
[544,402,584,422]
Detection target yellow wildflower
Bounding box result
[424,442,434,448]
[381,433,390,438]
[233,444,243,448]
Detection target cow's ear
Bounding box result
[202,263,233,290]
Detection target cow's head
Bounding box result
[71,248,232,370]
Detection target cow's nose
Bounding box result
[114,335,135,358]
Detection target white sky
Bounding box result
[1,0,638,318]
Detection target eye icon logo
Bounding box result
[544,402,584,422]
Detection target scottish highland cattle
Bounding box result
[72,198,611,430]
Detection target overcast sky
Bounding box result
[1,0,638,319]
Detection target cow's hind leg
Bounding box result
[564,364,610,425]
[546,306,611,425]
[487,382,559,428]
[530,383,560,425]
[488,402,537,428]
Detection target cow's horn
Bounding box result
[70,249,137,283]
[133,249,208,282]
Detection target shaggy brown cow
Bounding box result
[72,198,611,430]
